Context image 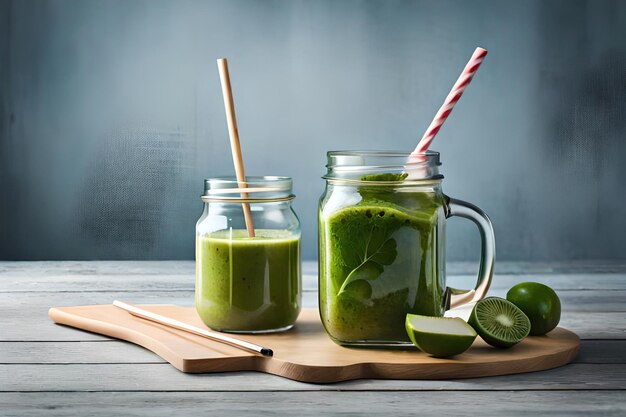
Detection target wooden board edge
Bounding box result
[47,307,582,384]
[255,329,581,384]
[48,307,182,372]
[48,306,265,375]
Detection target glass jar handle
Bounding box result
[445,197,496,309]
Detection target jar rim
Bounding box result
[326,149,440,158]
[201,176,295,202]
[325,150,443,182]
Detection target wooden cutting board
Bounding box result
[49,305,579,383]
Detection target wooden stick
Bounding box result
[113,301,273,357]
[217,58,255,237]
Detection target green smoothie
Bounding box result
[196,229,301,332]
[319,180,446,345]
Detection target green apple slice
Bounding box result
[405,314,477,358]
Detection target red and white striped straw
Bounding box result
[411,47,488,156]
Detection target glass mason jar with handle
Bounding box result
[318,151,495,347]
[196,176,301,333]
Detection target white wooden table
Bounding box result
[1,261,625,415]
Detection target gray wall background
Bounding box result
[1,0,625,261]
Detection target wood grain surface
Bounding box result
[48,305,579,383]
[3,261,625,416]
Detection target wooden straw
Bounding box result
[113,301,273,357]
[217,58,255,237]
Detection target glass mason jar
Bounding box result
[196,176,301,333]
[318,151,495,347]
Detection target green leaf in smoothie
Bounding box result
[330,172,439,299]
[337,225,398,296]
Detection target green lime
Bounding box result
[468,297,531,348]
[405,314,477,358]
[507,282,561,336]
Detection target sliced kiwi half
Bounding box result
[468,297,531,348]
